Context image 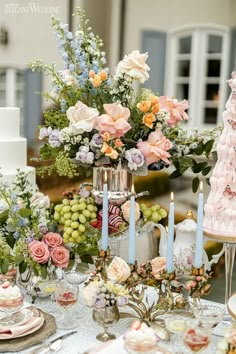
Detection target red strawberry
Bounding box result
[1,281,10,289]
[90,220,98,227]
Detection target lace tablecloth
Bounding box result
[7,287,226,354]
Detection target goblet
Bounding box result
[55,280,79,329]
[183,319,211,353]
[92,305,120,342]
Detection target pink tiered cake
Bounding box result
[203,72,236,240]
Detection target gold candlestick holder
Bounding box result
[95,248,113,279]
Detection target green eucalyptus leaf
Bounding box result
[6,223,16,233]
[194,141,205,155]
[204,140,214,154]
[212,151,218,161]
[1,258,9,274]
[191,162,208,173]
[19,261,27,274]
[179,156,193,174]
[15,254,24,265]
[6,234,15,249]
[202,166,212,176]
[192,177,200,193]
[168,169,182,179]
[18,208,32,218]
[40,264,48,279]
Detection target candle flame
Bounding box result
[199,181,203,192]
[104,170,107,183]
[170,192,174,202]
[131,184,135,194]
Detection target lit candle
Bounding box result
[166,192,175,273]
[194,181,204,268]
[128,184,136,264]
[101,170,108,251]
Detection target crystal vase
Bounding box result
[92,167,133,205]
[92,305,120,342]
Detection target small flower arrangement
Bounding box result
[0,172,69,278]
[216,324,236,354]
[30,8,220,190]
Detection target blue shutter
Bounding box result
[141,30,167,95]
[23,69,42,144]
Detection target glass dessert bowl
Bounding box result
[0,281,24,316]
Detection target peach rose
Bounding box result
[159,96,189,127]
[151,103,160,114]
[149,95,159,105]
[90,74,102,87]
[29,240,50,264]
[101,142,119,159]
[99,70,107,81]
[143,113,155,129]
[115,50,150,83]
[107,256,131,282]
[137,129,172,165]
[50,246,70,268]
[121,200,141,223]
[115,139,123,148]
[102,132,111,142]
[43,232,63,248]
[151,257,166,279]
[95,103,131,138]
[137,100,151,113]
[66,101,99,134]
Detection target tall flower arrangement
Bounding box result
[30,8,219,190]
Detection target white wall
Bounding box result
[122,0,236,55]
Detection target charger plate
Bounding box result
[0,307,56,352]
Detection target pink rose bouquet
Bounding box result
[30,8,218,187]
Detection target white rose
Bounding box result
[66,101,99,135]
[115,50,150,83]
[83,282,99,307]
[121,200,141,223]
[30,192,50,209]
[107,256,131,282]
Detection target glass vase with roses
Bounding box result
[30,7,220,191]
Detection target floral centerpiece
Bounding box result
[30,8,220,190]
[0,172,69,279]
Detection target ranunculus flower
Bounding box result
[137,100,152,113]
[115,50,150,83]
[143,113,155,129]
[101,142,119,160]
[137,129,172,165]
[67,101,99,134]
[116,296,129,307]
[50,246,69,268]
[159,96,189,127]
[121,201,141,223]
[94,296,106,309]
[107,256,131,282]
[151,257,166,279]
[83,282,99,307]
[30,192,50,209]
[95,103,131,138]
[43,232,63,248]
[29,240,50,264]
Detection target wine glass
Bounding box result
[183,319,211,353]
[54,280,79,329]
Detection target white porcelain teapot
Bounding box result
[155,210,224,273]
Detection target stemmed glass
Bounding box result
[183,319,211,353]
[92,305,120,342]
[193,303,225,329]
[54,280,79,329]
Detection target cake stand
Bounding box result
[203,230,236,307]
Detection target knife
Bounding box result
[29,330,77,354]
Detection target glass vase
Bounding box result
[92,305,120,342]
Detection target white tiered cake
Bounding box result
[0,107,35,186]
[203,72,236,240]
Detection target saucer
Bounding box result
[0,308,33,328]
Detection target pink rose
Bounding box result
[107,256,131,282]
[29,240,50,264]
[121,200,141,223]
[95,103,131,138]
[137,130,172,165]
[83,282,99,307]
[151,257,166,279]
[115,50,150,83]
[43,232,63,248]
[159,96,189,127]
[50,246,69,268]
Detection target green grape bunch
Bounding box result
[53,194,98,245]
[140,203,167,223]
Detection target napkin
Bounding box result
[0,310,44,339]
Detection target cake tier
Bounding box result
[0,138,27,169]
[0,166,36,189]
[0,107,20,138]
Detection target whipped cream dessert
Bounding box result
[124,321,159,353]
[0,281,23,309]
